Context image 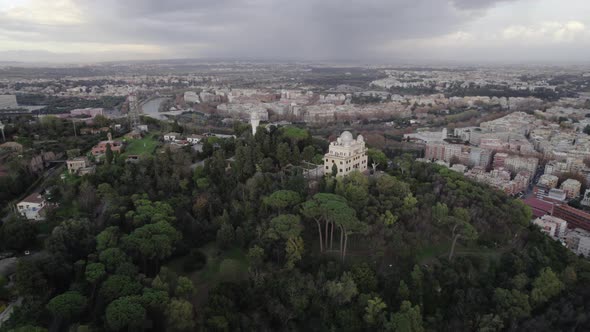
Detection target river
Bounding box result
[141,97,186,121]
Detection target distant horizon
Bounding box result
[1,54,590,69]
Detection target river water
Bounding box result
[141,97,167,120]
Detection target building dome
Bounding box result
[340,131,354,145]
[357,134,364,143]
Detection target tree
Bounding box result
[335,171,369,213]
[141,287,169,311]
[78,181,97,213]
[435,207,478,260]
[85,262,106,302]
[367,148,387,171]
[105,142,113,165]
[99,275,143,304]
[175,276,195,299]
[350,262,378,292]
[45,219,94,262]
[493,288,531,322]
[85,262,106,287]
[410,265,423,306]
[302,146,315,162]
[331,163,338,177]
[291,145,301,165]
[125,197,175,227]
[266,214,303,242]
[15,259,48,296]
[531,267,564,306]
[260,157,274,172]
[99,247,130,272]
[364,296,387,326]
[46,291,87,324]
[216,222,235,250]
[583,124,590,135]
[276,142,291,168]
[122,221,181,272]
[0,217,37,251]
[247,245,265,280]
[337,213,367,261]
[394,154,413,175]
[379,210,398,227]
[285,236,304,269]
[166,299,195,331]
[398,280,410,302]
[96,226,120,252]
[300,193,348,253]
[263,190,301,213]
[432,202,449,223]
[384,301,424,332]
[105,296,146,331]
[325,272,358,305]
[300,193,366,260]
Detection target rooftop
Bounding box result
[20,192,45,204]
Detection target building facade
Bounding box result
[560,179,582,199]
[16,193,47,221]
[533,215,568,239]
[164,132,181,142]
[67,157,88,174]
[565,229,590,257]
[324,131,368,176]
[538,174,559,189]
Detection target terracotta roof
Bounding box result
[0,142,23,150]
[554,204,590,218]
[21,193,45,204]
[523,197,553,218]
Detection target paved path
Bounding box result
[0,297,22,327]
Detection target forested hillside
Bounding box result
[1,126,589,331]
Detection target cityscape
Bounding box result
[1,0,590,331]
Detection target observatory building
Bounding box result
[324,131,368,176]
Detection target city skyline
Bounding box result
[0,0,589,64]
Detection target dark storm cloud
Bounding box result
[0,0,523,60]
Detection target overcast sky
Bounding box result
[0,0,589,64]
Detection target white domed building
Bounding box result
[324,131,368,176]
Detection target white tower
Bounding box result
[128,93,140,130]
[250,112,260,136]
[0,121,5,142]
[441,128,448,140]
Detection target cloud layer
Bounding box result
[0,0,588,63]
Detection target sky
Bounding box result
[0,0,589,64]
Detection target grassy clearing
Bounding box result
[416,240,502,264]
[166,243,249,306]
[123,135,159,156]
[415,241,452,263]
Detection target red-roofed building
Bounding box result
[522,197,554,219]
[552,204,590,233]
[91,140,123,156]
[16,193,47,221]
